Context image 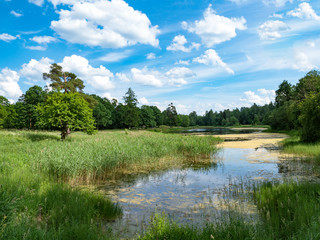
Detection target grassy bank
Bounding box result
[0,130,219,182]
[139,181,320,240]
[0,129,219,239]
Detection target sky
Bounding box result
[1,0,320,114]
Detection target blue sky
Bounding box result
[1,0,320,114]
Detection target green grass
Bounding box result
[0,129,220,239]
[0,130,219,182]
[139,181,320,240]
[281,135,320,158]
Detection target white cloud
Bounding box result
[240,89,275,105]
[0,68,22,99]
[10,10,23,17]
[193,49,234,74]
[99,50,132,62]
[229,0,248,5]
[60,55,115,91]
[101,92,117,101]
[287,2,320,21]
[183,4,246,47]
[166,67,193,87]
[175,60,190,65]
[166,67,194,78]
[28,0,44,7]
[270,13,283,19]
[166,35,200,52]
[146,53,156,60]
[131,67,163,87]
[258,20,289,40]
[116,72,130,82]
[20,57,54,82]
[139,97,149,105]
[51,0,159,48]
[25,46,47,51]
[293,51,318,71]
[262,0,293,7]
[30,36,57,44]
[0,33,17,42]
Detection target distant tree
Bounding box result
[37,92,95,139]
[229,116,239,126]
[295,70,320,101]
[149,106,162,126]
[164,103,178,127]
[299,93,320,142]
[0,96,9,128]
[179,115,190,127]
[20,86,47,129]
[275,80,293,107]
[43,63,84,93]
[189,111,197,126]
[123,88,140,128]
[140,105,156,128]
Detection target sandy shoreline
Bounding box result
[215,132,288,149]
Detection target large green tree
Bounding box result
[0,96,9,128]
[43,63,84,93]
[37,92,95,139]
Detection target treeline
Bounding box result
[1,63,319,141]
[0,85,275,131]
[269,70,320,142]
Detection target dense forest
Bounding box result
[0,64,319,141]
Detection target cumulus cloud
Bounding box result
[292,39,320,71]
[182,4,246,47]
[51,0,159,48]
[99,50,132,62]
[116,72,130,82]
[287,2,320,21]
[60,55,115,91]
[146,53,156,60]
[28,0,44,7]
[262,0,293,7]
[10,10,23,17]
[193,49,234,74]
[166,35,200,52]
[30,36,57,44]
[131,67,163,87]
[240,89,275,105]
[166,67,193,87]
[258,20,289,40]
[0,33,18,42]
[139,97,149,105]
[20,57,54,82]
[0,68,23,99]
[101,92,117,101]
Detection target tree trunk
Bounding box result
[61,123,70,140]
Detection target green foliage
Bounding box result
[275,80,293,107]
[299,93,320,142]
[43,63,84,93]
[140,105,157,128]
[37,92,96,139]
[123,88,140,128]
[163,103,178,126]
[295,70,320,101]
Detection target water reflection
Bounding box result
[102,145,317,238]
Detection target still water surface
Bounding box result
[101,131,315,238]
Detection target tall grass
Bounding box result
[20,130,219,181]
[0,168,121,240]
[139,181,320,240]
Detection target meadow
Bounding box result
[0,129,220,239]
